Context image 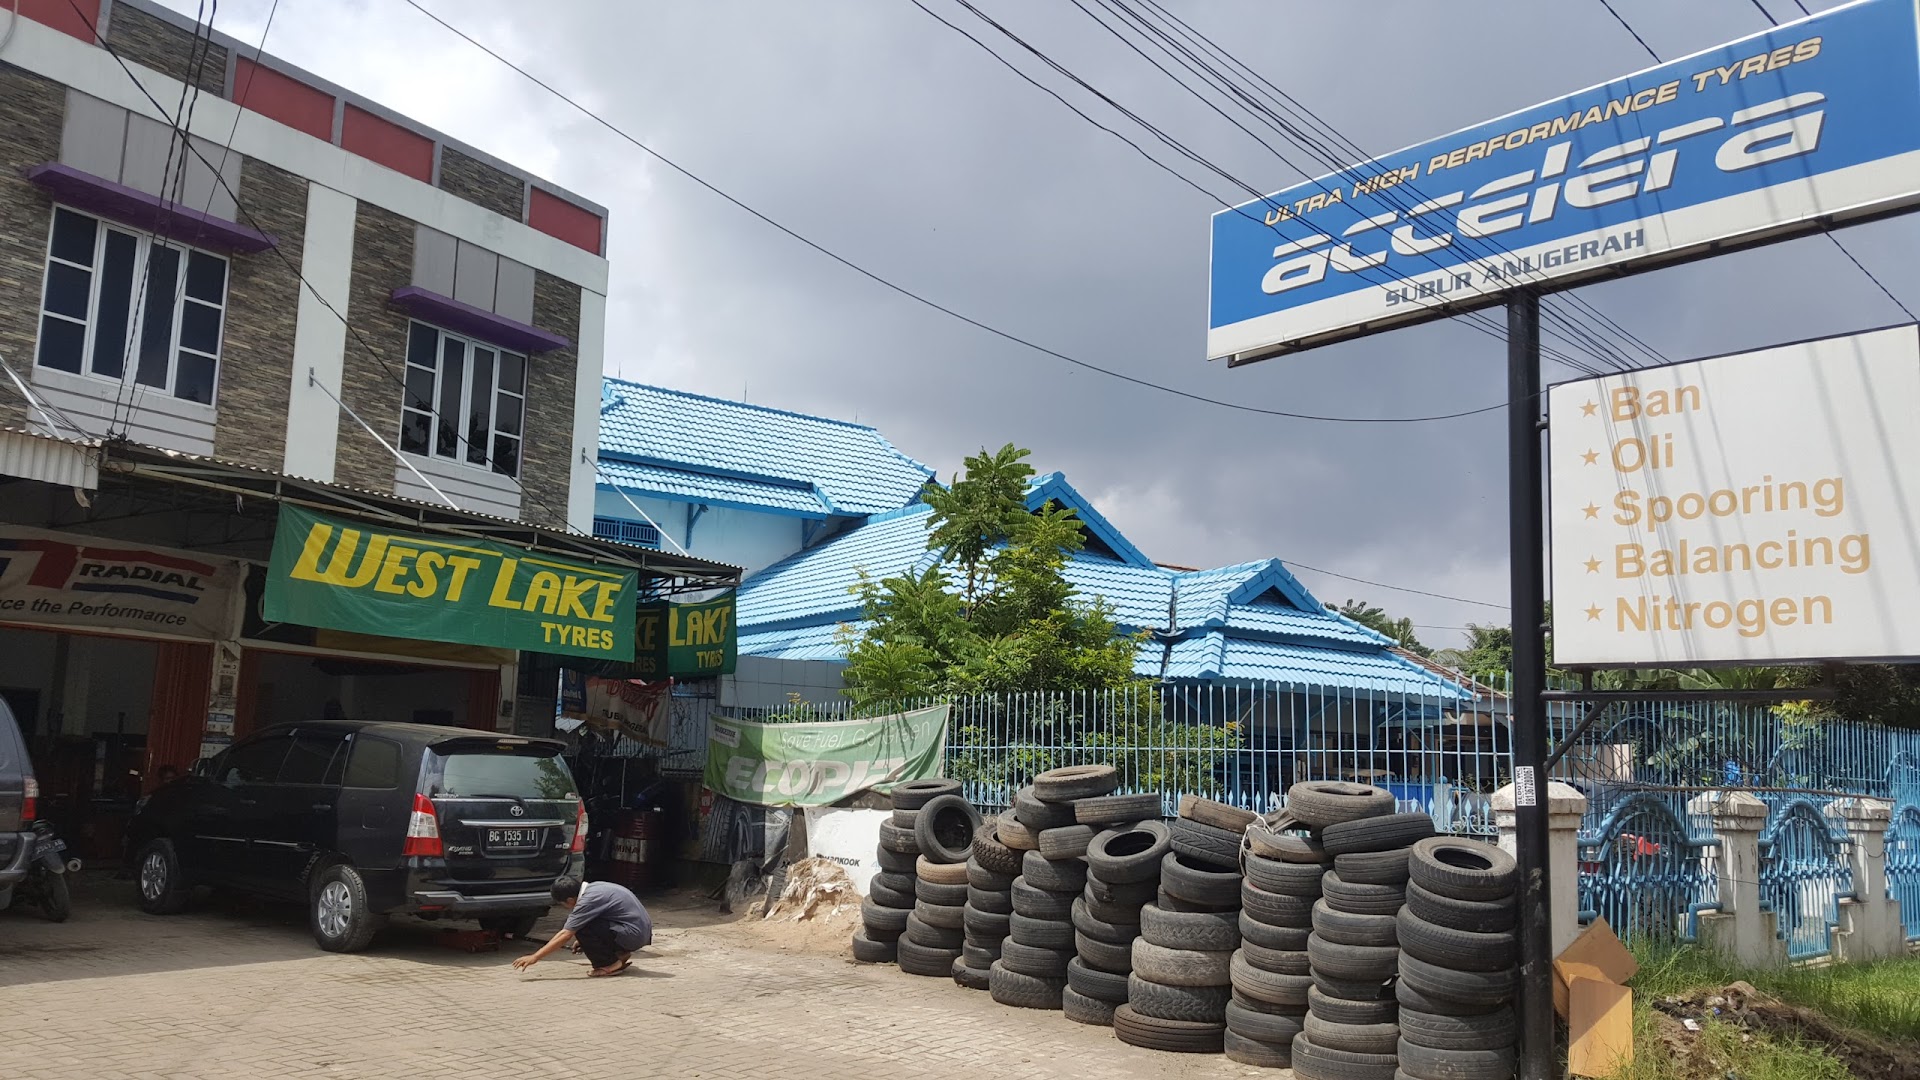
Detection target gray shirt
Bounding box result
[563,881,653,950]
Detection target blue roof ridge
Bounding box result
[603,378,936,474]
[1025,472,1154,568]
[600,451,818,493]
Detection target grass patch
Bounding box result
[1631,940,1920,1043]
[1614,1012,1852,1080]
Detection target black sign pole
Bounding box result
[1507,292,1553,1080]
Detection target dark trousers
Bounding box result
[574,917,623,969]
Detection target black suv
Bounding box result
[0,696,38,909]
[126,720,585,952]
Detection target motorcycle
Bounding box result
[18,820,75,922]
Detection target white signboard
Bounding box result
[1549,324,1920,666]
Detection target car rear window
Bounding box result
[434,752,574,800]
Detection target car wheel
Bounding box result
[36,872,71,923]
[480,913,542,940]
[135,839,191,915]
[311,864,387,953]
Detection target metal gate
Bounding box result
[1886,803,1920,941]
[1757,797,1853,961]
[1577,793,1717,942]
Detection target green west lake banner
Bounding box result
[633,593,737,678]
[262,504,637,661]
[704,704,950,807]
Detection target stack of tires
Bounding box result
[855,779,966,964]
[1113,797,1251,1054]
[990,765,1122,1010]
[955,818,1022,990]
[1227,809,1329,1067]
[891,781,984,977]
[1395,837,1520,1080]
[1065,818,1170,1026]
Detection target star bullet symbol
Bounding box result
[1581,399,1598,417]
[1585,557,1601,574]
[1583,503,1600,519]
[1582,449,1599,466]
[1585,605,1602,621]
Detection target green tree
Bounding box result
[1329,599,1431,657]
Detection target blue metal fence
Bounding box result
[1757,798,1855,961]
[1887,803,1920,940]
[1577,793,1719,942]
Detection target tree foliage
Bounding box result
[1330,599,1431,657]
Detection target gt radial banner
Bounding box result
[263,504,637,661]
[0,524,239,638]
[1209,0,1920,361]
[704,705,950,808]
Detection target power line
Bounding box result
[1285,561,1510,610]
[1599,0,1663,61]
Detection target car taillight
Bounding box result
[570,800,588,853]
[21,777,37,822]
[402,793,443,857]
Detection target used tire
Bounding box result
[1408,838,1519,902]
[1313,971,1394,1003]
[1397,1038,1518,1080]
[1230,951,1313,1006]
[1033,764,1119,801]
[999,939,1072,978]
[1073,896,1142,943]
[1305,1011,1401,1055]
[1112,1004,1227,1053]
[1309,986,1399,1025]
[989,960,1065,1008]
[890,778,962,810]
[1225,999,1307,1043]
[1081,888,1147,925]
[1241,912,1312,950]
[1313,899,1399,948]
[906,911,965,946]
[1075,931,1133,972]
[915,879,968,906]
[1286,781,1395,829]
[1009,912,1074,950]
[997,817,1039,851]
[1086,820,1172,884]
[963,904,1011,940]
[1399,1006,1518,1051]
[964,940,1004,967]
[972,820,1023,876]
[1157,887,1225,914]
[1406,879,1516,934]
[1321,813,1436,856]
[1140,903,1240,952]
[1292,1034,1399,1080]
[1396,951,1518,1008]
[890,807,919,829]
[967,860,1015,892]
[868,875,914,909]
[896,935,962,976]
[1085,874,1157,908]
[1322,871,1406,916]
[1179,794,1259,833]
[1336,848,1413,886]
[914,794,981,865]
[862,898,911,934]
[1397,979,1506,1018]
[1161,851,1242,908]
[135,839,193,916]
[1242,880,1316,927]
[1307,934,1399,982]
[1397,907,1517,972]
[878,820,921,854]
[850,931,897,963]
[1125,973,1232,1021]
[1171,817,1243,869]
[917,855,969,885]
[1240,940,1311,975]
[1038,824,1096,860]
[952,957,990,990]
[1067,956,1131,1002]
[311,864,386,953]
[1224,1028,1295,1068]
[967,884,1013,914]
[1011,878,1074,920]
[1078,792,1162,825]
[1013,786,1079,831]
[1245,824,1330,864]
[1021,848,1088,892]
[1132,939,1232,986]
[1063,986,1118,1026]
[1245,852,1328,897]
[875,844,917,874]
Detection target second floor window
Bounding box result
[35,207,229,405]
[400,321,526,478]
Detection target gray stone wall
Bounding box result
[108,5,228,96]
[212,158,306,470]
[337,203,413,494]
[521,271,581,529]
[437,147,524,221]
[0,66,67,431]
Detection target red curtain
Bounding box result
[466,668,501,731]
[146,641,212,790]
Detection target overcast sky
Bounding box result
[157,0,1914,649]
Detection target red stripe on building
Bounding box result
[232,57,335,141]
[18,0,97,41]
[528,187,602,255]
[341,105,434,182]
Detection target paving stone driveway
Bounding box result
[0,876,1276,1079]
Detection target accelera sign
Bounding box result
[263,504,637,660]
[1209,0,1920,360]
[1549,325,1920,666]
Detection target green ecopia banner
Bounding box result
[704,704,951,807]
[262,504,638,661]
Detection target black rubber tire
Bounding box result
[1292,1034,1399,1080]
[1068,956,1131,1002]
[1010,878,1074,920]
[1086,820,1172,884]
[1396,951,1518,1008]
[1073,896,1142,943]
[1240,912,1312,950]
[1313,971,1395,1002]
[1132,939,1233,986]
[1000,939,1073,978]
[971,820,1023,876]
[1398,1006,1518,1051]
[891,807,919,829]
[905,911,965,947]
[862,898,911,933]
[1235,988,1308,1015]
[1321,871,1406,916]
[1246,825,1330,863]
[964,940,1004,967]
[1078,792,1162,825]
[1313,899,1400,947]
[1038,824,1096,860]
[1306,1012,1401,1055]
[1286,782,1395,829]
[1085,874,1157,907]
[1397,907,1517,972]
[1223,1029,1295,1068]
[1240,940,1311,975]
[1230,951,1313,1006]
[1161,851,1242,908]
[1245,852,1328,897]
[878,820,922,854]
[1171,817,1244,869]
[891,778,963,810]
[915,794,981,864]
[1396,979,1507,1018]
[899,937,962,976]
[134,839,192,916]
[875,844,917,874]
[1321,813,1437,856]
[1081,887,1147,925]
[1140,903,1240,952]
[1158,887,1233,914]
[1397,1039,1518,1080]
[851,931,898,963]
[997,818,1039,851]
[967,885,1013,914]
[874,869,918,893]
[868,875,914,909]
[1179,794,1259,833]
[963,903,1011,940]
[1226,999,1307,1043]
[915,879,968,906]
[1307,933,1399,982]
[952,957,991,990]
[1074,931,1133,973]
[1013,786,1079,831]
[1063,986,1118,1025]
[1009,913,1074,950]
[1405,879,1516,933]
[34,872,71,923]
[1309,986,1399,1025]
[1126,973,1232,1021]
[1112,1004,1227,1053]
[989,960,1065,1008]
[311,864,386,953]
[966,860,1015,892]
[1408,838,1519,902]
[917,855,969,885]
[1242,880,1316,927]
[1021,848,1088,892]
[1033,764,1119,801]
[1336,848,1413,886]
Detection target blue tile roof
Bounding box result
[1161,634,1471,697]
[739,622,858,661]
[596,459,829,516]
[738,505,941,631]
[598,380,934,516]
[1060,557,1175,631]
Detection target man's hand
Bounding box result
[511,954,540,972]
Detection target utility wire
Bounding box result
[1287,560,1510,610]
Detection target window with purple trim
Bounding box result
[399,321,526,478]
[34,207,229,405]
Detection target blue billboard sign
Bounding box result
[1208,0,1920,362]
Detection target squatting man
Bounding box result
[511,876,653,978]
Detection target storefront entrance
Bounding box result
[235,649,499,739]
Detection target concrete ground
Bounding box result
[0,873,1280,1079]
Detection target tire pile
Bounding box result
[1394,837,1521,1080]
[955,818,1022,990]
[1065,817,1169,1026]
[853,778,981,974]
[1112,796,1255,1054]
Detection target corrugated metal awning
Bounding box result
[0,427,99,490]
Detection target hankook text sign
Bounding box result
[1208,0,1920,361]
[1548,325,1920,666]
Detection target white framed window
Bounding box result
[34,206,229,406]
[399,321,526,478]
